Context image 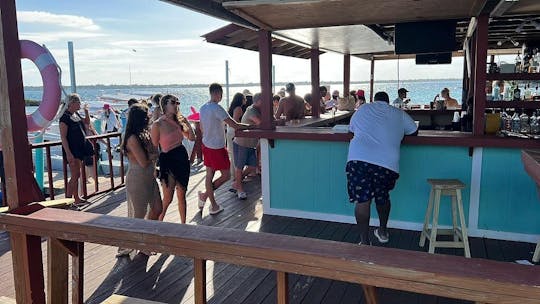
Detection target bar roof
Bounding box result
[202,23,324,59]
[163,0,540,56]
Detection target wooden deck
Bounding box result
[0,164,538,303]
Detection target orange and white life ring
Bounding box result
[20,40,61,132]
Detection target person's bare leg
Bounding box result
[212,169,230,190]
[199,166,216,202]
[375,200,391,238]
[68,160,82,203]
[176,184,187,224]
[159,177,175,221]
[355,201,371,244]
[234,167,243,193]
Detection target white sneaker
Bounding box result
[237,191,247,200]
[374,228,389,243]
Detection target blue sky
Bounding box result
[16,0,468,86]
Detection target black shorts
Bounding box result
[346,160,399,205]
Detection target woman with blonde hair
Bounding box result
[151,94,195,223]
[59,94,93,205]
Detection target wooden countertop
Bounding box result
[279,110,354,128]
[237,128,540,149]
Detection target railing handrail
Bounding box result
[1,208,539,304]
[30,132,122,149]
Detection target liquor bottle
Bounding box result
[511,112,521,132]
[520,111,530,133]
[530,111,539,134]
[513,83,521,101]
[525,83,533,101]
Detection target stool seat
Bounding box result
[420,178,471,258]
[427,179,466,190]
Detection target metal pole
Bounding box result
[272,65,276,94]
[68,41,76,93]
[225,60,230,109]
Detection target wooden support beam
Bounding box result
[343,54,350,96]
[71,242,84,304]
[473,15,488,136]
[310,48,321,118]
[276,271,289,304]
[1,1,47,302]
[362,285,379,304]
[258,29,274,130]
[10,233,45,303]
[194,258,207,304]
[47,239,68,304]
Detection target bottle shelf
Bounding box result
[486,73,540,81]
[485,101,540,109]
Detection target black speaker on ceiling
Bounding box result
[416,53,452,64]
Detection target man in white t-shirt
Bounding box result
[392,87,410,109]
[346,91,418,245]
[198,83,250,215]
[102,104,121,133]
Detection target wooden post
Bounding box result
[473,15,488,136]
[194,258,207,304]
[258,29,274,130]
[311,48,321,118]
[362,285,379,304]
[343,53,350,96]
[369,56,375,102]
[276,271,289,304]
[1,0,47,302]
[72,242,84,304]
[47,239,68,304]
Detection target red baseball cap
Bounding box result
[356,89,365,97]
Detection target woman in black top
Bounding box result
[60,93,92,204]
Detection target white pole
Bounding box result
[225,60,230,109]
[68,41,76,93]
[272,65,276,94]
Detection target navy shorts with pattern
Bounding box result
[345,160,399,205]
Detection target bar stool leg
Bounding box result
[451,193,459,242]
[428,189,441,254]
[456,190,471,258]
[419,188,434,247]
[533,241,540,263]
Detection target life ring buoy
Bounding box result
[20,40,61,132]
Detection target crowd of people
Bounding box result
[17,81,442,251]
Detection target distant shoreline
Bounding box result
[24,78,461,90]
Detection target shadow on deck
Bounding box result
[0,165,537,303]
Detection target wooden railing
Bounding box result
[30,132,125,200]
[1,207,539,304]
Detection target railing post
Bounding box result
[80,165,88,198]
[276,271,289,304]
[362,285,379,304]
[72,242,84,304]
[47,238,68,304]
[194,258,207,304]
[10,233,46,303]
[45,146,54,200]
[106,137,114,188]
[119,134,125,185]
[92,140,98,193]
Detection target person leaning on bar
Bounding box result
[346,91,418,245]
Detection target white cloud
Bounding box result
[17,11,100,31]
[19,31,108,43]
[110,39,202,49]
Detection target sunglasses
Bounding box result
[169,100,180,105]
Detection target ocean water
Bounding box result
[24,79,462,117]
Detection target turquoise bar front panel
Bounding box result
[478,148,540,234]
[269,140,472,226]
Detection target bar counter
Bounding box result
[239,128,540,149]
[239,112,540,244]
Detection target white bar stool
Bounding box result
[419,179,471,258]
